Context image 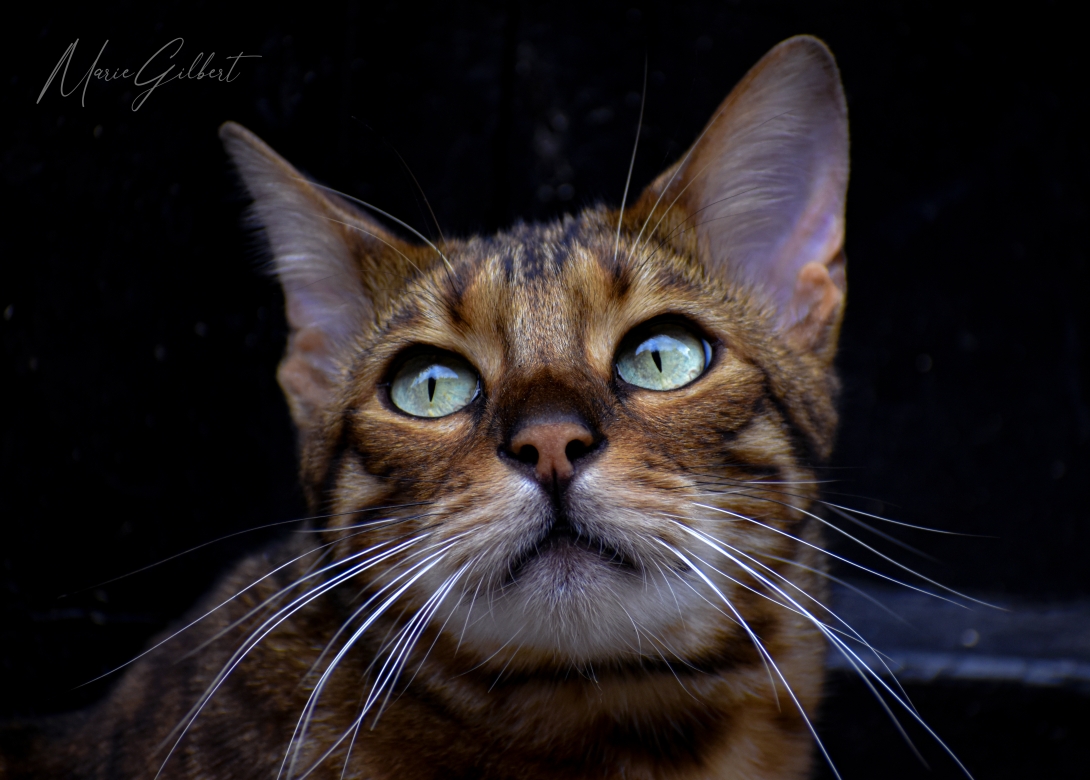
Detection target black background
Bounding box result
[2,1,1088,778]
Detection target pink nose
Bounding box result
[509,420,595,485]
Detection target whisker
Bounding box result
[616,601,645,657]
[302,179,452,270]
[77,535,340,689]
[692,485,936,560]
[296,509,446,534]
[821,499,991,538]
[648,556,686,623]
[324,217,423,274]
[655,538,843,780]
[689,500,996,609]
[298,530,464,686]
[282,540,465,779]
[659,526,861,651]
[691,471,979,539]
[487,639,524,693]
[156,532,447,777]
[707,541,925,762]
[754,552,911,626]
[348,116,448,246]
[456,576,486,654]
[371,564,469,720]
[59,503,430,598]
[452,624,525,679]
[651,539,780,705]
[292,558,473,779]
[188,515,450,659]
[613,57,647,263]
[401,555,486,691]
[670,519,916,711]
[675,521,976,778]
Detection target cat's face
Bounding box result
[320,215,828,665]
[222,35,847,671]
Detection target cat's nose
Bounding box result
[507,418,597,488]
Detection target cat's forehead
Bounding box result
[376,210,713,368]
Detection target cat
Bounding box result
[2,34,858,779]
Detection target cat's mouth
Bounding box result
[504,514,638,585]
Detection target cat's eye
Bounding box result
[615,323,710,391]
[390,352,479,417]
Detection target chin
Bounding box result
[445,541,709,665]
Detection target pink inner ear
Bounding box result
[665,36,849,330]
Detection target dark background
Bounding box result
[2,1,1087,778]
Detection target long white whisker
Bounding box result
[186,527,436,661]
[302,509,447,534]
[675,522,974,778]
[821,498,983,536]
[79,536,339,688]
[397,556,483,696]
[651,540,780,707]
[756,552,911,625]
[487,639,525,693]
[648,556,685,623]
[370,564,469,720]
[294,562,473,780]
[690,501,993,608]
[283,541,464,779]
[453,624,525,678]
[669,520,915,712]
[302,179,452,270]
[298,544,453,689]
[157,533,444,778]
[456,575,486,654]
[663,534,865,651]
[693,533,924,758]
[292,563,462,779]
[654,539,842,780]
[706,486,937,558]
[62,503,432,598]
[613,58,647,263]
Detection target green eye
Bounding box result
[616,323,709,391]
[390,353,479,417]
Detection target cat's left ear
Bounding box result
[220,122,421,438]
[639,36,848,357]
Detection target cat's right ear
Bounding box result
[220,122,417,435]
[637,36,849,360]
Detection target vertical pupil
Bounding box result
[651,349,662,372]
[428,375,437,401]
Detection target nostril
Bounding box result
[516,444,539,466]
[565,438,590,463]
[506,418,599,483]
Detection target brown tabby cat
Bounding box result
[3,35,857,779]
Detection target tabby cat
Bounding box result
[3,35,859,779]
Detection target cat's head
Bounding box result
[221,35,848,668]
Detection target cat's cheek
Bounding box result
[322,451,394,529]
[344,400,481,483]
